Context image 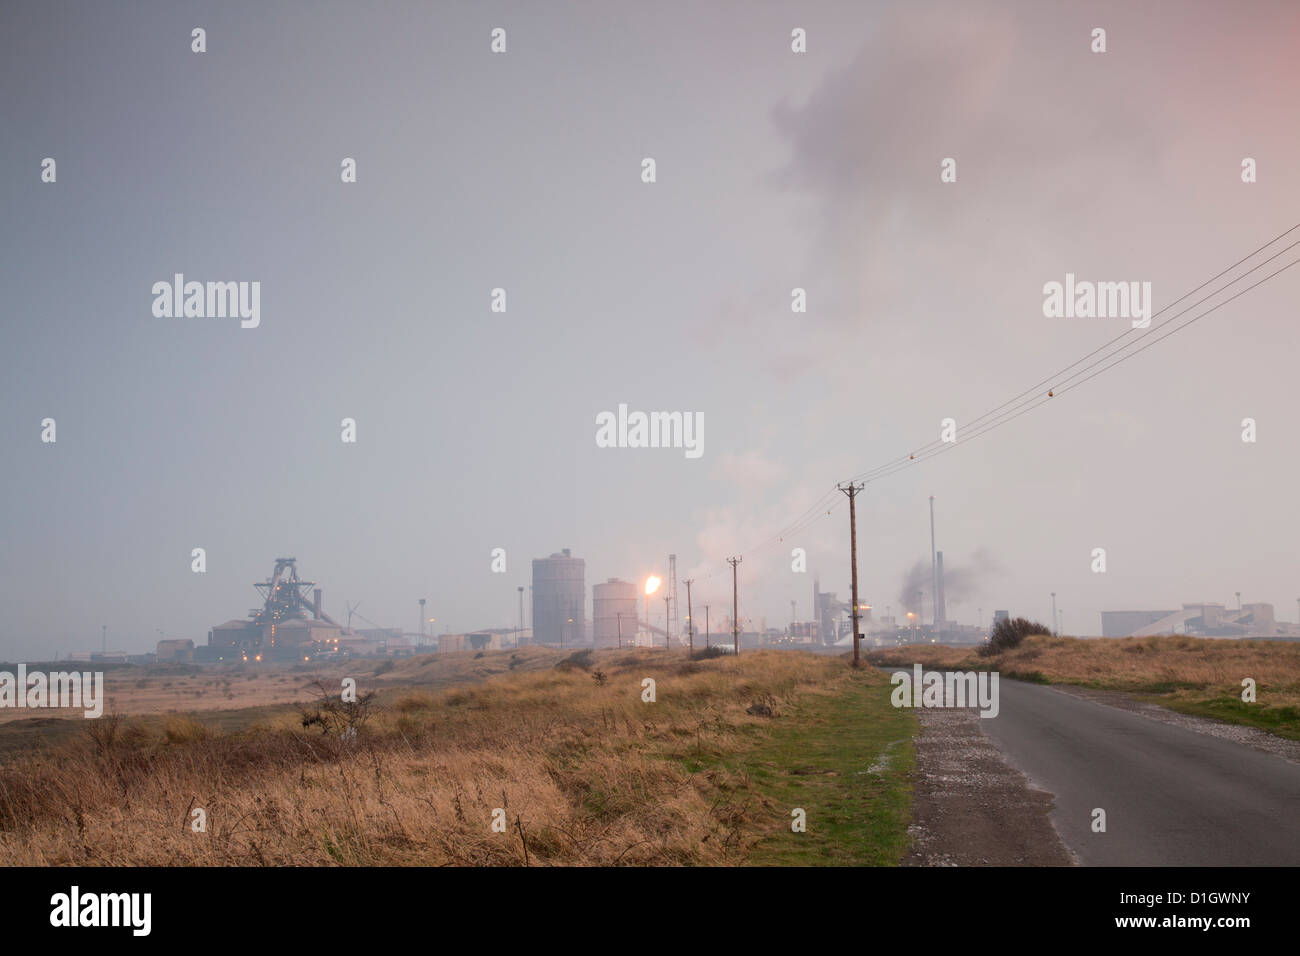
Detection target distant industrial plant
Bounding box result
[1101,602,1300,639]
[72,521,1298,667]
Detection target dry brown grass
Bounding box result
[0,647,565,726]
[870,634,1300,687]
[0,648,864,866]
[869,635,1300,736]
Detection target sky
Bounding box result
[2,0,1299,658]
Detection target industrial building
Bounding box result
[593,578,637,648]
[813,578,849,643]
[440,630,510,653]
[355,628,403,648]
[806,497,991,646]
[155,638,194,662]
[532,549,585,647]
[1102,602,1296,638]
[1100,610,1177,637]
[787,621,819,641]
[202,557,343,662]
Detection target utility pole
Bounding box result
[617,611,623,649]
[419,598,426,644]
[663,595,671,650]
[704,605,710,648]
[1236,591,1242,611]
[684,578,695,658]
[517,587,524,647]
[727,557,742,655]
[101,624,106,655]
[1051,592,1057,638]
[839,482,864,666]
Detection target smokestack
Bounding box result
[936,552,946,628]
[313,588,322,620]
[929,497,938,628]
[813,577,820,639]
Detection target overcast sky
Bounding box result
[3,0,1299,657]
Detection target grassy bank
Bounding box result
[0,648,914,866]
[868,635,1300,741]
[732,670,915,865]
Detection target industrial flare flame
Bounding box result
[645,575,661,596]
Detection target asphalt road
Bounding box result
[977,678,1300,865]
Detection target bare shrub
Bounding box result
[555,650,593,672]
[299,680,376,737]
[978,617,1052,657]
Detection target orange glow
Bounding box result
[645,575,661,596]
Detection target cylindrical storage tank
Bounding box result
[593,578,638,649]
[531,549,586,647]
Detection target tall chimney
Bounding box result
[929,496,938,628]
[313,588,322,620]
[935,552,947,628]
[813,577,821,642]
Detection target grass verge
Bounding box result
[736,669,915,865]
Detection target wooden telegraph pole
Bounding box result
[838,482,865,667]
[727,556,742,656]
[684,578,695,658]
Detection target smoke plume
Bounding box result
[896,549,1000,616]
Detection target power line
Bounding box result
[1053,256,1300,398]
[696,223,1300,594]
[860,249,1300,484]
[848,222,1300,484]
